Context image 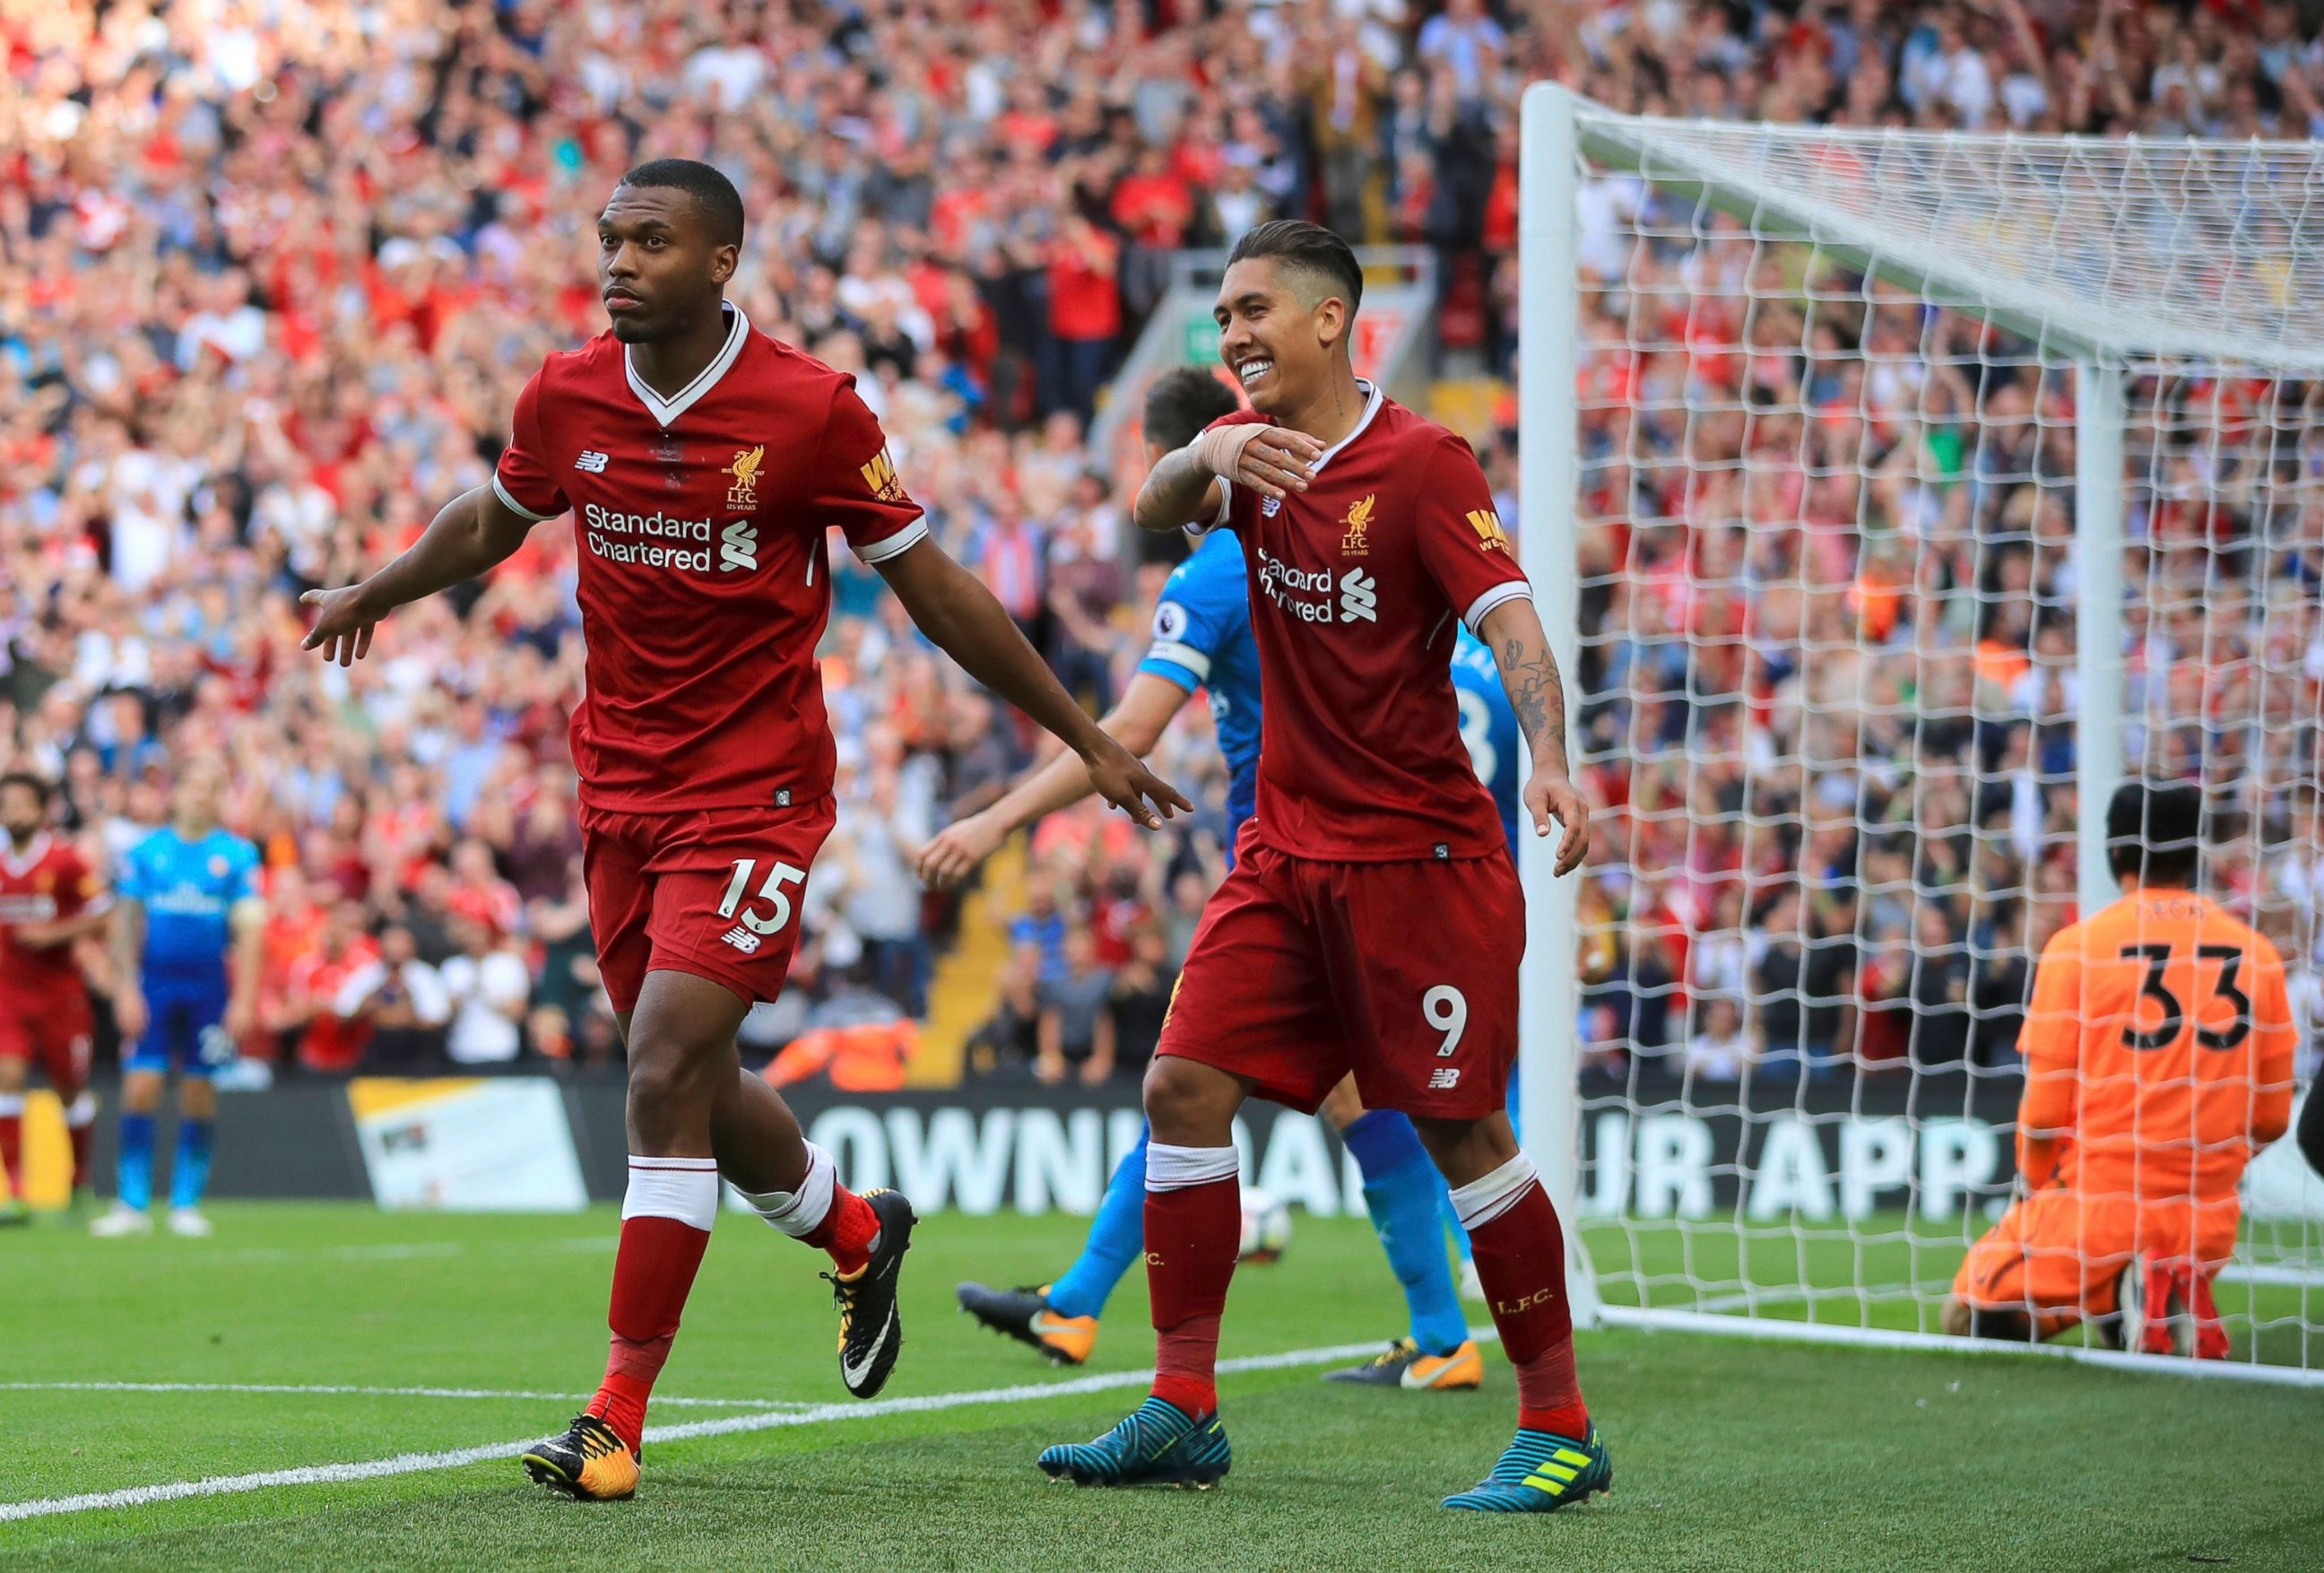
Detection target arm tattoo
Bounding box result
[1497,635,1568,756]
[1133,448,1218,533]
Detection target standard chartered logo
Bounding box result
[578,501,760,575]
[1258,547,1380,626]
[721,519,759,572]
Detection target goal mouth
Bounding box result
[1517,89,2324,1382]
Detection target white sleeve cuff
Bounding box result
[852,517,930,564]
[1184,478,1232,538]
[1143,640,1212,682]
[1462,580,1533,633]
[491,474,558,523]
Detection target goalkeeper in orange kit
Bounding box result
[1946,782,2297,1358]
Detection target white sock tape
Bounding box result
[66,1092,96,1127]
[0,1094,22,1118]
[1146,1142,1239,1193]
[620,1156,720,1232]
[734,1141,837,1238]
[1448,1152,1539,1231]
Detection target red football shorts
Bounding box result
[0,986,94,1091]
[580,796,837,1014]
[1156,838,1523,1120]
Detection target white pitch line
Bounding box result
[0,1382,804,1410]
[0,1336,1435,1524]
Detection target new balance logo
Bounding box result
[721,519,759,572]
[1339,568,1376,623]
[1467,508,1509,552]
[721,925,762,954]
[1427,1067,1461,1090]
[575,450,610,474]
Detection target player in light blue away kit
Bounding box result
[91,760,264,1238]
[920,367,1522,1388]
[1443,620,1524,1294]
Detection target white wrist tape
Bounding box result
[1188,421,1268,481]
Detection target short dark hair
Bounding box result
[617,159,747,249]
[0,771,50,805]
[1141,367,1241,451]
[2107,780,2205,886]
[1227,220,1363,315]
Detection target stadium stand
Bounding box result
[4,0,2322,1086]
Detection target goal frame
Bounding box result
[1515,83,2320,1386]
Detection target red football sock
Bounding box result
[0,1099,22,1199]
[587,1160,717,1453]
[1145,1176,1239,1417]
[802,1186,880,1276]
[1467,1178,1588,1438]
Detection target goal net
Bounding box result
[1516,91,2324,1380]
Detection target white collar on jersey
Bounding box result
[2,831,50,879]
[623,304,750,428]
[1306,378,1384,478]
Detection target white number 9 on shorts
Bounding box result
[1423,985,1468,1057]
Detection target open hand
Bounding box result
[1081,735,1192,830]
[300,583,383,666]
[1229,428,1326,503]
[917,812,1006,891]
[1524,769,1593,876]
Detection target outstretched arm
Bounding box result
[875,542,1190,830]
[1478,596,1591,875]
[300,484,538,665]
[918,673,1192,890]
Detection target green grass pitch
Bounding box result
[5,1204,2320,1571]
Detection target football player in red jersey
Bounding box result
[301,160,1186,1501]
[0,772,109,1221]
[1036,222,1606,1511]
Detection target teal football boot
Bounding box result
[1037,1396,1231,1489]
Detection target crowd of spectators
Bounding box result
[3,0,2322,1083]
[1565,251,2324,1090]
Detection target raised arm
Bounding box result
[874,542,1190,830]
[918,673,1192,890]
[1132,423,1328,533]
[300,484,538,665]
[1478,595,1591,875]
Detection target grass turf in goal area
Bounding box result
[5,1206,2318,1573]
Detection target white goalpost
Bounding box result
[1518,84,2324,1383]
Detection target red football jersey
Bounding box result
[493,307,928,813]
[0,833,106,998]
[1201,384,1530,860]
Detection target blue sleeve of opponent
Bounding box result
[1137,534,1244,694]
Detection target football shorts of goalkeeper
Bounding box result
[1154,839,1522,1122]
[581,797,837,1014]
